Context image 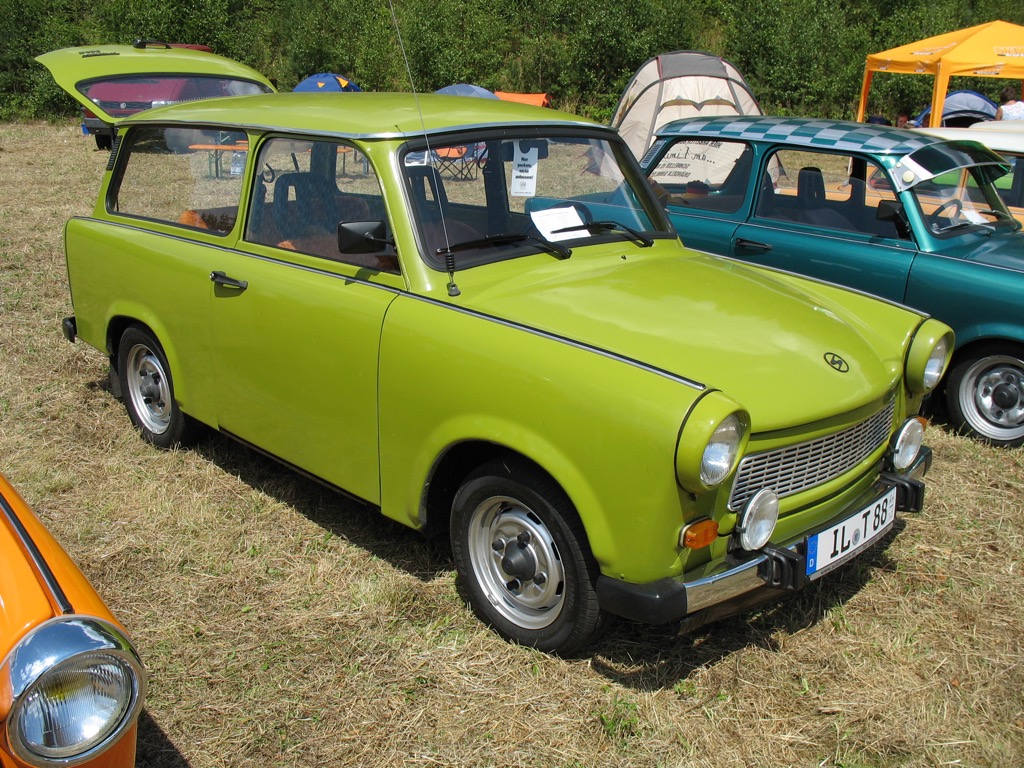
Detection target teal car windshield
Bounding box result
[892,141,1009,191]
[905,161,1020,235]
[402,132,672,268]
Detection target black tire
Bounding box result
[946,343,1024,447]
[450,458,607,655]
[116,326,199,449]
[94,132,113,151]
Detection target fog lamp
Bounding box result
[736,488,779,551]
[891,417,925,471]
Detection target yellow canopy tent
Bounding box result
[855,20,1024,125]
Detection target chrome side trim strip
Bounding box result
[0,491,74,614]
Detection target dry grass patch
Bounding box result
[1,121,1023,767]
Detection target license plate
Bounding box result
[805,486,897,578]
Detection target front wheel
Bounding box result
[450,458,607,655]
[946,344,1024,447]
[117,326,199,449]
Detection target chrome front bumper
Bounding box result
[596,447,931,625]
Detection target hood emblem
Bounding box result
[824,352,850,373]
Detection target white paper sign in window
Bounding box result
[510,143,539,197]
[531,206,584,242]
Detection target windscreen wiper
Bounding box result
[552,220,654,247]
[437,232,571,259]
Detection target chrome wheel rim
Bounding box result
[467,495,565,630]
[959,354,1024,442]
[125,343,172,435]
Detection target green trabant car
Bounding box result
[53,92,951,654]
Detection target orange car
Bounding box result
[0,472,145,767]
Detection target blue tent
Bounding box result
[435,83,498,99]
[912,90,996,127]
[293,73,362,92]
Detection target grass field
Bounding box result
[2,121,1023,768]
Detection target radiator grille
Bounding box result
[728,399,896,511]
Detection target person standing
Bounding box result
[995,86,1024,120]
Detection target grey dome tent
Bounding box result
[611,51,762,159]
[435,83,498,99]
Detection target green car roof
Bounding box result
[124,92,602,139]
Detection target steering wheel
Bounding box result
[929,198,963,231]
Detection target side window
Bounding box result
[647,139,752,213]
[245,137,398,273]
[113,126,246,234]
[755,149,905,239]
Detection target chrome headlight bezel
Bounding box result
[676,394,750,494]
[3,617,145,767]
[906,320,954,395]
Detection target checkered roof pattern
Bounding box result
[656,116,941,157]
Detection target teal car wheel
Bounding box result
[948,344,1024,447]
[117,326,199,449]
[451,458,607,655]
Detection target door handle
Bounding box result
[210,271,248,290]
[735,238,772,251]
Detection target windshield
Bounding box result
[891,141,1009,192]
[906,162,1020,235]
[401,131,672,268]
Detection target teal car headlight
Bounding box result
[906,320,954,395]
[3,617,145,767]
[677,393,750,494]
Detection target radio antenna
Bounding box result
[386,0,460,296]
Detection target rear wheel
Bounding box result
[450,458,607,655]
[946,344,1024,447]
[117,326,199,449]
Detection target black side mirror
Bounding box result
[338,220,389,254]
[876,199,911,239]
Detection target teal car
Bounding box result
[47,88,951,654]
[645,116,1024,447]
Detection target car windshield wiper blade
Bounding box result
[987,209,1022,231]
[552,220,654,247]
[437,232,571,259]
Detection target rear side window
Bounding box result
[112,126,247,234]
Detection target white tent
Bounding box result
[611,51,762,159]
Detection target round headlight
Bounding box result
[891,417,926,471]
[700,413,744,487]
[737,488,779,551]
[16,653,137,760]
[906,321,954,395]
[676,393,749,494]
[5,618,145,767]
[923,335,950,391]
